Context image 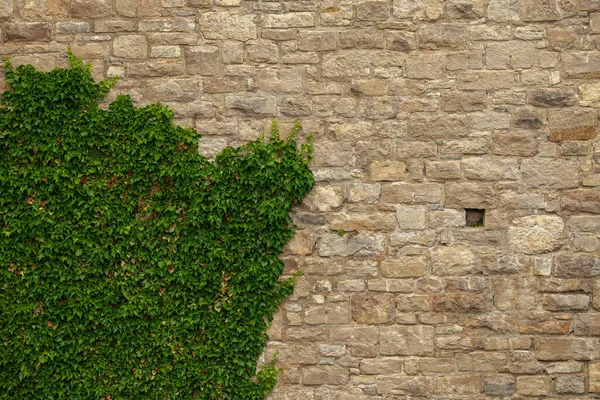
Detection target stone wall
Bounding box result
[2,0,600,398]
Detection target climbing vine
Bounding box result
[0,53,314,399]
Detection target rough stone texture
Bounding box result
[5,2,600,398]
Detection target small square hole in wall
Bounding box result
[465,209,485,227]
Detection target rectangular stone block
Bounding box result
[536,337,599,360]
[457,71,517,90]
[445,182,496,208]
[381,183,443,204]
[548,109,598,142]
[380,326,435,356]
[376,375,434,395]
[302,365,349,385]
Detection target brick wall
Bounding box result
[1,0,600,397]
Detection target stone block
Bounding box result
[433,293,493,312]
[376,375,434,395]
[521,158,579,189]
[462,158,518,181]
[419,24,467,49]
[431,246,477,276]
[591,361,600,392]
[5,23,52,41]
[380,326,435,356]
[380,256,427,278]
[440,91,486,112]
[370,161,408,181]
[139,18,195,32]
[406,54,444,79]
[339,29,385,49]
[516,376,550,396]
[543,294,589,311]
[553,253,600,278]
[508,215,564,255]
[457,71,517,90]
[113,35,147,59]
[225,95,276,116]
[486,41,534,69]
[357,1,390,20]
[199,12,257,41]
[536,337,599,360]
[184,45,222,75]
[322,51,371,77]
[319,233,386,258]
[360,358,403,374]
[458,352,507,372]
[445,182,496,209]
[548,109,597,142]
[396,205,426,229]
[262,13,315,28]
[519,0,561,21]
[563,52,600,79]
[574,313,600,335]
[528,88,577,107]
[70,0,111,18]
[562,189,600,214]
[329,212,397,231]
[302,365,349,385]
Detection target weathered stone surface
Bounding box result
[380,326,435,356]
[486,41,534,69]
[522,158,579,189]
[304,186,344,212]
[462,158,518,181]
[381,183,443,204]
[376,375,434,395]
[351,293,395,324]
[225,95,276,116]
[562,189,600,214]
[70,0,111,18]
[508,215,564,254]
[419,24,466,49]
[319,233,385,258]
[484,375,515,396]
[457,71,517,90]
[370,161,408,181]
[199,12,257,41]
[517,376,551,396]
[329,212,397,231]
[406,54,444,79]
[262,13,315,28]
[5,23,53,41]
[579,82,600,107]
[441,92,486,112]
[0,0,13,17]
[380,256,427,278]
[536,337,599,360]
[445,182,496,208]
[113,35,147,58]
[184,45,222,75]
[553,253,600,278]
[431,246,477,276]
[591,361,600,392]
[492,129,535,155]
[563,52,600,79]
[519,0,561,21]
[458,352,507,372]
[574,313,600,336]
[495,277,537,310]
[543,294,589,311]
[359,358,402,374]
[302,365,349,385]
[433,293,493,312]
[555,375,585,394]
[322,51,371,77]
[548,109,598,142]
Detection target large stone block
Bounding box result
[562,189,600,214]
[491,131,537,156]
[184,45,222,75]
[419,24,466,49]
[199,12,257,41]
[318,233,386,258]
[548,109,597,142]
[113,35,147,59]
[380,326,435,356]
[519,0,561,21]
[521,158,579,189]
[302,365,349,385]
[5,23,52,41]
[563,52,600,79]
[351,293,395,324]
[377,375,434,395]
[508,215,564,254]
[322,51,371,77]
[536,337,599,360]
[70,0,111,18]
[553,253,600,278]
[381,183,443,204]
[445,182,496,208]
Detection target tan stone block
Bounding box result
[516,376,551,396]
[419,23,466,49]
[406,53,444,79]
[486,41,534,69]
[329,212,397,231]
[543,294,589,311]
[508,215,564,255]
[376,375,434,395]
[285,327,326,342]
[138,18,195,32]
[318,233,385,258]
[396,294,429,311]
[330,326,379,343]
[457,71,517,90]
[591,361,600,392]
[553,253,600,278]
[574,313,600,335]
[360,358,403,374]
[184,45,222,75]
[322,50,371,77]
[298,31,337,51]
[380,325,434,356]
[302,365,349,385]
[521,158,579,189]
[433,293,493,312]
[370,160,408,181]
[563,52,600,79]
[410,114,468,139]
[440,91,486,112]
[113,35,147,59]
[518,319,571,335]
[5,23,52,41]
[562,189,600,214]
[445,182,496,209]
[304,186,344,212]
[462,158,518,181]
[536,337,599,360]
[339,29,385,49]
[548,109,598,142]
[494,277,537,311]
[70,0,110,18]
[380,256,427,278]
[425,161,461,180]
[431,246,477,276]
[262,12,315,28]
[225,95,276,116]
[436,374,481,394]
[595,279,600,310]
[351,293,394,324]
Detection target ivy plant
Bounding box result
[0,53,314,399]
